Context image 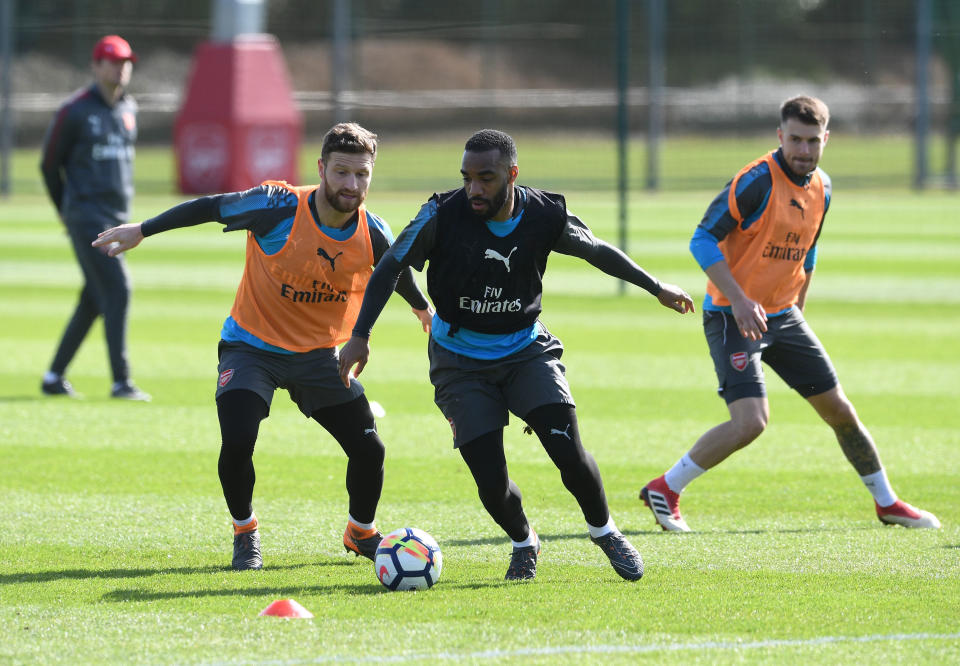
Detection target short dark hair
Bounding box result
[321,122,378,164]
[780,96,830,129]
[464,129,518,165]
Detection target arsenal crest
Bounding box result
[729,352,748,372]
[218,368,235,387]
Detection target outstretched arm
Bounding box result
[91,196,222,256]
[91,222,145,256]
[554,214,695,314]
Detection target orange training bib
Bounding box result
[230,181,374,351]
[706,153,825,313]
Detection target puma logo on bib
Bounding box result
[317,247,344,271]
[483,247,517,272]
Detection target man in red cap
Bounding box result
[39,35,149,401]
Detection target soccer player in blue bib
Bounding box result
[339,129,695,581]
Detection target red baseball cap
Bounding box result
[92,35,137,63]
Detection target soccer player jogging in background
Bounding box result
[338,129,696,582]
[39,35,149,401]
[640,96,941,532]
[93,123,434,570]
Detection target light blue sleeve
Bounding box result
[689,226,726,271]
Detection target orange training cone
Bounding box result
[259,599,313,618]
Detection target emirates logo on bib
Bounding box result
[730,352,748,372]
[218,368,235,387]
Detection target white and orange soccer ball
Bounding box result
[374,527,442,591]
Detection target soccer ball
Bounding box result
[374,527,442,591]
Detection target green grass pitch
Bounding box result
[1,136,958,664]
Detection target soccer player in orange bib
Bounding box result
[93,123,433,569]
[640,96,940,532]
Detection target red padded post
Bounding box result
[174,36,302,193]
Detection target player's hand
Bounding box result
[338,336,371,388]
[92,223,144,257]
[656,283,696,314]
[413,305,434,333]
[731,297,767,340]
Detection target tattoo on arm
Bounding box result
[834,423,882,476]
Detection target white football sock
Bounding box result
[511,528,538,549]
[233,512,256,527]
[348,514,375,530]
[861,469,897,507]
[664,453,706,493]
[587,516,617,539]
[43,371,61,383]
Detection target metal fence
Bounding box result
[2,0,958,189]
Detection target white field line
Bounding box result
[214,632,960,665]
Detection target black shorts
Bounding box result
[216,340,363,417]
[428,328,574,448]
[703,308,838,404]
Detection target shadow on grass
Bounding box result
[5,554,464,588]
[101,582,383,602]
[442,531,629,548]
[632,525,883,537]
[99,575,508,603]
[443,524,874,548]
[0,562,313,585]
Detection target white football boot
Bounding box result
[640,475,691,532]
[876,500,941,529]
